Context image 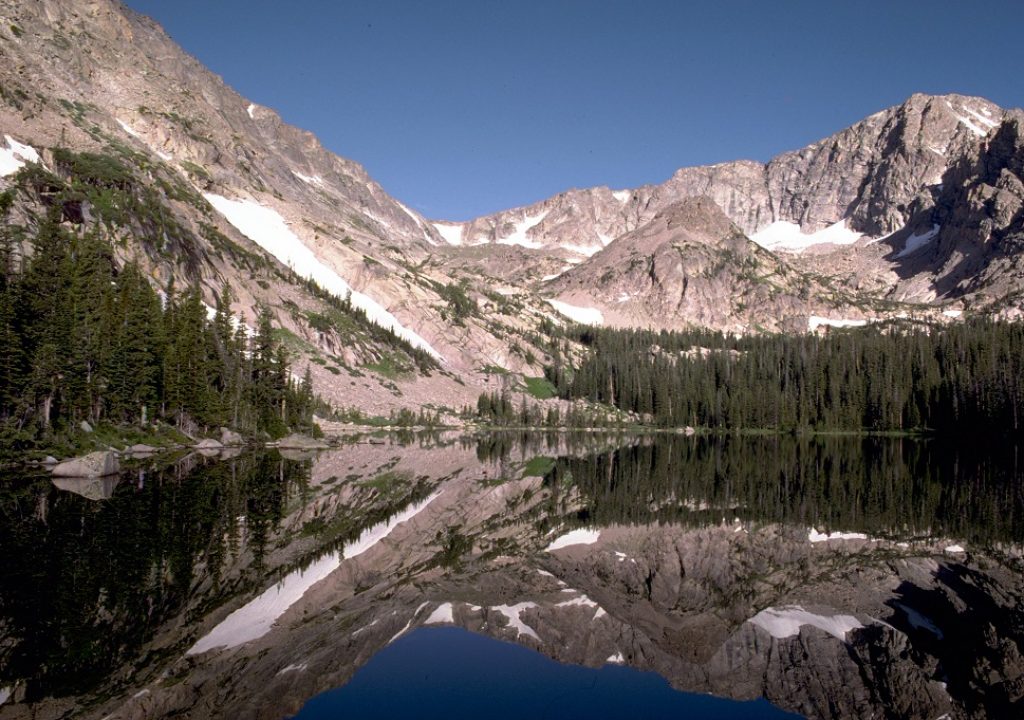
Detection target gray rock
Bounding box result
[79,420,93,433]
[52,451,119,478]
[219,427,244,446]
[272,434,329,450]
[126,444,158,455]
[51,476,121,500]
[194,439,223,450]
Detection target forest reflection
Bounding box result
[534,433,1024,545]
[1,432,1021,705]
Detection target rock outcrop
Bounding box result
[51,450,119,477]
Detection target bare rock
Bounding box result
[194,439,224,450]
[51,476,121,501]
[52,451,119,478]
[219,427,244,446]
[273,434,329,450]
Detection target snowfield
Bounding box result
[895,225,940,259]
[431,222,465,246]
[808,316,870,332]
[750,219,863,252]
[491,603,541,640]
[808,528,869,543]
[203,194,443,360]
[0,135,40,177]
[187,491,442,653]
[497,210,548,249]
[424,602,455,625]
[546,299,604,325]
[749,605,863,641]
[546,528,601,551]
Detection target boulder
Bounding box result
[79,420,93,433]
[194,438,224,450]
[52,451,119,478]
[273,434,329,450]
[219,427,244,446]
[52,476,121,500]
[126,444,157,455]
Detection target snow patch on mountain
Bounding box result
[187,490,442,653]
[292,171,324,187]
[0,135,40,177]
[424,602,455,625]
[431,222,464,246]
[497,210,548,249]
[956,116,987,137]
[491,603,540,640]
[203,194,443,360]
[612,190,631,203]
[546,528,601,551]
[896,225,940,259]
[546,300,604,326]
[809,528,869,543]
[117,119,142,139]
[749,606,863,641]
[808,316,870,332]
[965,107,999,129]
[395,201,437,245]
[247,103,256,119]
[750,220,863,252]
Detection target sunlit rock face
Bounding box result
[2,434,1022,720]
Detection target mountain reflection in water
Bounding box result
[0,433,1021,720]
[294,626,800,719]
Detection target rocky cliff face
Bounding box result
[442,94,1021,329]
[547,198,829,333]
[0,0,571,413]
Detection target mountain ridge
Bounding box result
[2,0,1023,422]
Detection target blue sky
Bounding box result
[124,0,1023,221]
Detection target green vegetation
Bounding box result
[0,189,317,452]
[523,376,557,400]
[522,455,555,477]
[544,322,1024,436]
[362,353,413,380]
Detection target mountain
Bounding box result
[439,94,1024,329]
[1,0,1022,422]
[0,0,566,420]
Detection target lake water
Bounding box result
[0,433,1021,719]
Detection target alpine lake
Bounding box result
[1,432,1022,719]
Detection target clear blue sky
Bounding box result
[123,0,1023,221]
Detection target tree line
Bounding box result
[544,321,1023,435]
[0,203,316,451]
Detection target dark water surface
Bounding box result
[293,627,800,720]
[0,433,1021,719]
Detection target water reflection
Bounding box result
[0,433,1020,719]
